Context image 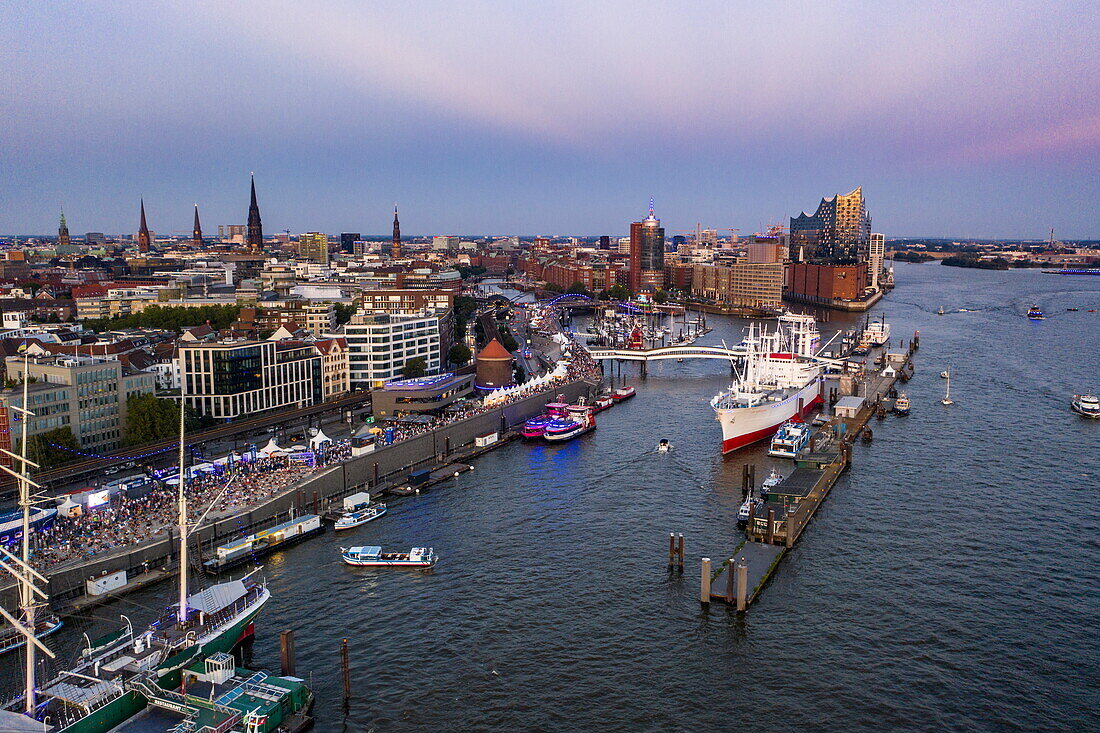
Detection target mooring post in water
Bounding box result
[700,557,711,604]
[677,533,684,572]
[725,560,735,603]
[280,629,295,677]
[742,464,750,497]
[341,638,351,701]
[736,557,748,611]
[668,533,675,570]
[750,464,756,493]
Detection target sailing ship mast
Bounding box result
[177,395,188,624]
[0,356,56,712]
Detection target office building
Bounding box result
[179,339,322,419]
[340,232,361,254]
[598,235,611,250]
[0,354,155,454]
[432,236,460,251]
[298,232,330,264]
[690,263,784,309]
[343,311,444,389]
[629,200,665,292]
[360,289,454,315]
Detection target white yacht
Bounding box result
[1072,394,1100,418]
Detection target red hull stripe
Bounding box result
[721,394,823,454]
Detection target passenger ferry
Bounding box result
[1071,393,1100,418]
[522,399,570,438]
[543,403,597,442]
[767,421,811,458]
[341,545,438,568]
[334,503,387,531]
[893,393,911,415]
[1027,305,1045,320]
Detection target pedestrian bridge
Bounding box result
[585,345,747,362]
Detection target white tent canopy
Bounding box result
[259,437,284,456]
[310,429,332,449]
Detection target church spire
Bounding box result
[58,206,70,248]
[137,198,151,253]
[246,173,263,253]
[391,204,401,259]
[192,204,203,247]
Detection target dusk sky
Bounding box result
[3,1,1098,239]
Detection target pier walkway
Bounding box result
[703,336,919,611]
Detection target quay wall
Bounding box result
[2,380,596,610]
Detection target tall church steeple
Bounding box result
[391,204,401,259]
[58,206,71,248]
[192,204,203,247]
[246,173,263,253]
[137,198,151,253]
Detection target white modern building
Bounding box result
[343,311,443,389]
[869,232,886,290]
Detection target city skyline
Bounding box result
[3,1,1098,238]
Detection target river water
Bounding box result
[7,262,1099,730]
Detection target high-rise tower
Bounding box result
[192,204,203,247]
[137,198,151,253]
[391,204,401,259]
[246,173,263,252]
[58,207,70,248]
[628,198,665,293]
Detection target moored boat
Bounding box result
[0,614,62,657]
[893,393,911,415]
[761,469,783,494]
[861,314,890,346]
[593,395,614,412]
[1071,393,1100,418]
[543,403,597,442]
[767,420,811,458]
[711,312,824,454]
[341,545,438,568]
[203,514,324,573]
[335,503,388,531]
[612,386,636,401]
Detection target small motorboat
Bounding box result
[1027,305,1045,320]
[737,497,760,527]
[676,358,684,363]
[937,306,946,315]
[657,439,671,453]
[767,421,811,458]
[341,545,438,568]
[893,393,911,415]
[593,395,614,412]
[940,370,950,379]
[760,469,783,495]
[334,503,387,531]
[611,386,636,401]
[1067,307,1079,311]
[1071,394,1100,418]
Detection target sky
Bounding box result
[2,0,1098,239]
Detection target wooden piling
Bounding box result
[677,533,684,572]
[725,560,735,603]
[742,464,750,496]
[700,557,711,603]
[341,638,351,701]
[280,629,295,677]
[766,507,776,544]
[749,464,756,492]
[668,533,675,570]
[736,557,748,611]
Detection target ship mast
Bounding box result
[0,356,56,712]
[177,394,188,624]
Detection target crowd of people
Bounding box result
[28,334,603,571]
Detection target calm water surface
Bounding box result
[8,263,1100,731]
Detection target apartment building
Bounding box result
[343,311,443,389]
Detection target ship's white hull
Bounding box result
[715,379,822,454]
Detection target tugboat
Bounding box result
[1027,305,1045,320]
[543,403,597,442]
[612,385,636,401]
[767,421,811,458]
[334,502,388,531]
[657,439,671,452]
[1071,393,1100,418]
[893,393,911,415]
[341,545,438,568]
